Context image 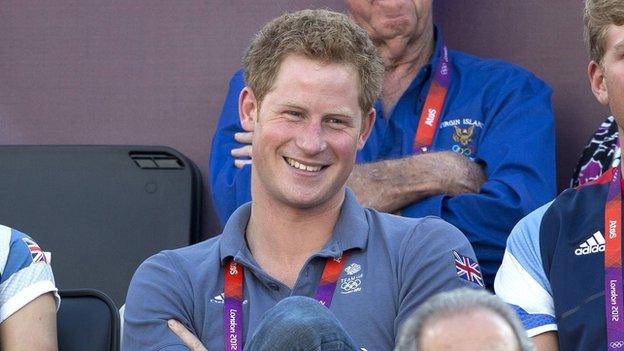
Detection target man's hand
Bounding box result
[168,319,208,351]
[232,131,253,168]
[441,152,487,195]
[348,151,486,213]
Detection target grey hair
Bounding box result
[395,288,534,351]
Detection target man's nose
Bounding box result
[295,121,328,155]
[371,0,406,10]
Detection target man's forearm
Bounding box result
[347,151,486,213]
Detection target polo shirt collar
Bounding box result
[318,188,369,258]
[219,188,370,263]
[429,26,444,77]
[219,202,252,264]
[405,26,444,95]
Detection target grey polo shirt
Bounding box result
[123,189,481,350]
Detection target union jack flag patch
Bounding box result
[453,250,483,287]
[22,237,48,264]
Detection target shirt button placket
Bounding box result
[267,282,280,291]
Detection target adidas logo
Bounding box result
[209,293,248,305]
[210,293,225,304]
[574,231,605,256]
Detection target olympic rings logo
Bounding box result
[610,341,624,348]
[340,279,361,291]
[452,144,474,157]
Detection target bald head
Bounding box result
[418,308,520,351]
[395,288,534,351]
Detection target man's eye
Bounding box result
[286,111,302,118]
[327,118,347,126]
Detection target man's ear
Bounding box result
[589,60,609,106]
[239,87,259,132]
[357,108,376,149]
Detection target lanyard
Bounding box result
[605,167,624,349]
[412,43,452,154]
[223,253,348,350]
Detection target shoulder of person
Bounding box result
[365,211,469,251]
[550,169,612,219]
[450,49,549,88]
[137,235,223,278]
[1,225,50,276]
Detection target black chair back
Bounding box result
[58,289,119,351]
[0,145,202,306]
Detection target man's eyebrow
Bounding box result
[613,38,624,52]
[285,103,303,108]
[323,105,358,117]
[277,103,357,117]
[277,102,304,111]
[325,108,357,117]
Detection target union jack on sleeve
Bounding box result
[453,250,484,287]
[22,237,48,264]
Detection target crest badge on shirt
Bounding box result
[340,263,363,294]
[453,125,475,145]
[439,117,483,158]
[453,250,484,287]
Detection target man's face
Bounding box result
[344,0,433,43]
[590,24,624,125]
[240,55,374,211]
[418,309,520,351]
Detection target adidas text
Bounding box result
[575,245,605,256]
[574,231,606,256]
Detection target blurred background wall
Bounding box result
[0,1,603,237]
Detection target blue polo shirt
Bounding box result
[495,169,618,350]
[123,189,482,350]
[208,28,556,288]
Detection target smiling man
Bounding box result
[210,0,556,290]
[123,9,481,351]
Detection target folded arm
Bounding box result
[123,252,196,351]
[347,151,486,213]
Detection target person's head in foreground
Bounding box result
[395,288,534,351]
[586,0,624,127]
[240,8,384,210]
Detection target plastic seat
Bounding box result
[57,289,120,351]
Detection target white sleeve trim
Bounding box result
[495,251,554,316]
[0,280,60,323]
[527,323,558,338]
